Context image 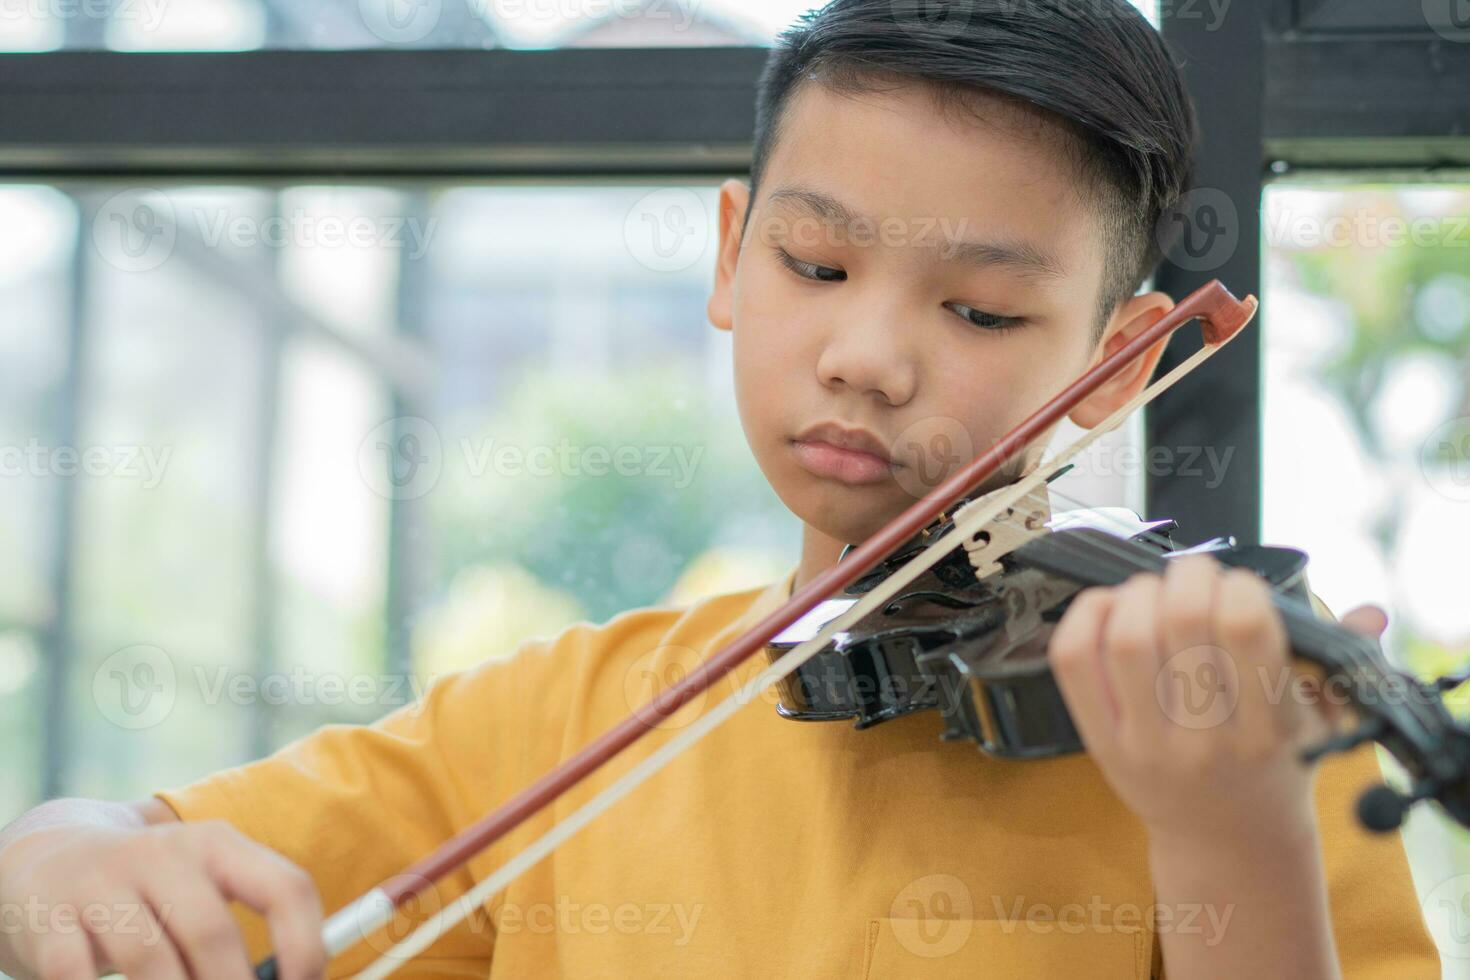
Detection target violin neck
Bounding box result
[1012,528,1380,680]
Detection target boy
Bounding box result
[0,1,1441,977]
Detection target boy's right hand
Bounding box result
[0,811,327,980]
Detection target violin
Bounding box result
[253,279,1470,979]
[763,482,1470,835]
[765,483,1316,759]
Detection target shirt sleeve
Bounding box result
[1315,742,1440,977]
[154,638,549,978]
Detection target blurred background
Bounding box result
[3,0,1470,973]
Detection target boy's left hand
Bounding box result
[1047,554,1387,849]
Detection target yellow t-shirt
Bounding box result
[156,569,1440,979]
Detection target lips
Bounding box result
[790,421,900,486]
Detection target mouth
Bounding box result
[790,421,901,486]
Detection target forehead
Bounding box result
[758,79,1103,267]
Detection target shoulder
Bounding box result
[426,570,793,738]
[507,575,789,704]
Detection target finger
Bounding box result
[1339,604,1388,639]
[187,822,327,980]
[1314,604,1387,736]
[1048,588,1121,753]
[86,888,188,980]
[1159,554,1221,657]
[23,929,98,980]
[1100,573,1167,740]
[135,857,255,980]
[1213,568,1292,743]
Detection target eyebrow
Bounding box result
[765,185,1066,282]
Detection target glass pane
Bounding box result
[0,0,1159,52]
[405,183,798,676]
[1262,181,1470,975]
[0,186,71,813]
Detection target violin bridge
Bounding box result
[954,482,1053,581]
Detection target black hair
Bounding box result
[746,0,1199,336]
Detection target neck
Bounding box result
[793,522,850,593]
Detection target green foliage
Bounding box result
[431,364,793,623]
[1282,187,1470,455]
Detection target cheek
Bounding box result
[729,277,804,444]
[921,335,1092,460]
[731,263,821,391]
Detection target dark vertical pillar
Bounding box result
[1149,2,1266,545]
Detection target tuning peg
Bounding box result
[1299,718,1387,765]
[1357,780,1437,833]
[1434,670,1470,693]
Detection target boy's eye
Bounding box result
[774,246,1022,333]
[776,248,846,282]
[945,302,1025,332]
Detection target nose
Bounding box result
[813,301,918,407]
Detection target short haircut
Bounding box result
[747,0,1199,336]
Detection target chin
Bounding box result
[787,480,906,548]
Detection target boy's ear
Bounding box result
[706,178,750,333]
[1067,290,1176,430]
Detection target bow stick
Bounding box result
[253,279,1257,980]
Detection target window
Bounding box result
[0,181,804,801]
[1262,181,1470,968]
[1,0,1158,51]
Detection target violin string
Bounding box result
[1022,482,1436,741]
[1019,482,1381,690]
[947,483,1447,784]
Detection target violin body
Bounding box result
[767,507,1315,759]
[923,538,1312,758]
